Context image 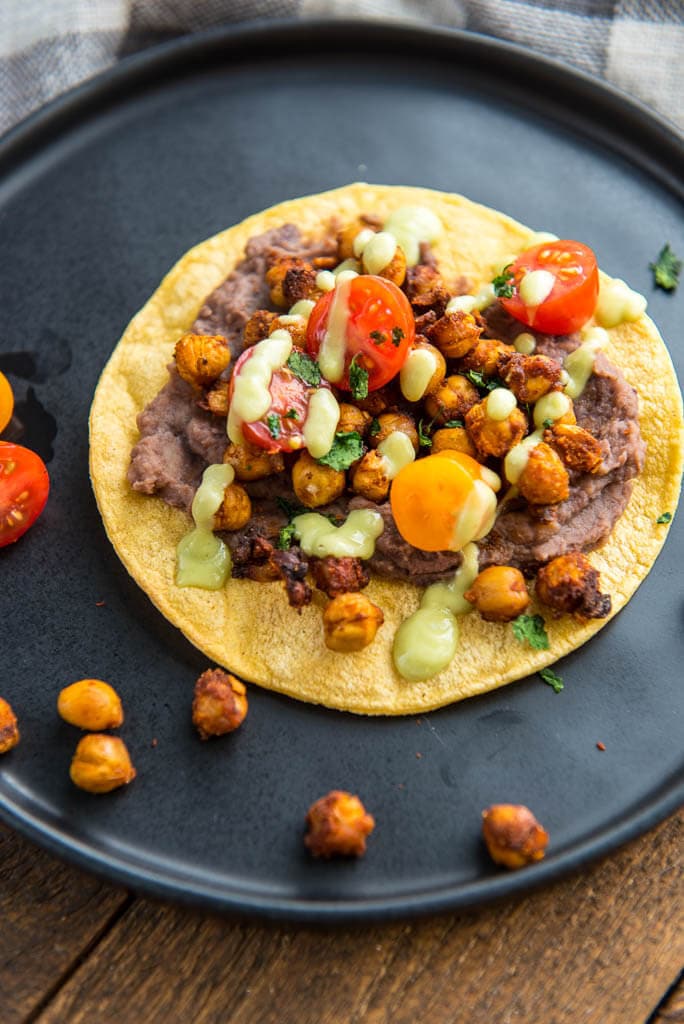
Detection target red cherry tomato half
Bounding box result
[306,275,414,391]
[0,372,14,434]
[229,347,318,453]
[501,240,599,335]
[0,443,50,547]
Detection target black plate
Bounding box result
[1,20,682,922]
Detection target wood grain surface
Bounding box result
[2,811,681,1024]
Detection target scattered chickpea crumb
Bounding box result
[415,752,423,759]
[304,790,375,858]
[482,803,549,869]
[596,742,606,751]
[0,698,20,755]
[95,600,106,607]
[192,668,248,739]
[70,734,136,794]
[151,738,158,748]
[58,679,124,731]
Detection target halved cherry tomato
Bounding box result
[306,275,414,391]
[0,372,14,434]
[0,443,49,547]
[229,348,317,453]
[501,240,599,335]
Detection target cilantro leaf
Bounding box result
[418,418,432,447]
[465,369,501,392]
[492,263,515,299]
[512,613,550,651]
[443,419,464,429]
[539,667,564,693]
[317,431,364,471]
[542,418,554,429]
[266,414,281,439]
[276,497,307,520]
[656,511,672,524]
[349,354,369,400]
[287,351,321,386]
[277,522,297,550]
[392,326,405,347]
[650,243,681,292]
[370,330,386,345]
[369,417,381,436]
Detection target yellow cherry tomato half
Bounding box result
[0,372,14,434]
[390,451,499,552]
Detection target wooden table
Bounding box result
[2,811,681,1024]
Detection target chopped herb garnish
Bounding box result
[650,243,681,292]
[465,369,501,392]
[418,418,432,447]
[284,408,299,420]
[287,351,321,386]
[512,613,550,651]
[540,667,564,693]
[349,354,369,400]
[266,414,281,439]
[317,431,364,471]
[369,417,381,436]
[370,330,386,345]
[492,263,515,299]
[277,522,297,550]
[443,419,464,429]
[542,418,554,429]
[392,326,405,347]
[276,497,307,520]
[656,511,672,524]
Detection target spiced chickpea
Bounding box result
[323,592,384,653]
[57,679,124,731]
[536,552,611,620]
[223,442,284,481]
[362,244,407,287]
[464,567,530,623]
[70,735,136,794]
[305,790,375,858]
[243,309,277,349]
[265,257,318,307]
[269,314,307,349]
[431,426,476,458]
[465,399,527,458]
[498,352,563,404]
[544,423,602,473]
[424,374,480,426]
[427,310,482,359]
[213,482,252,531]
[192,668,248,739]
[404,264,449,313]
[410,339,447,398]
[204,380,229,417]
[337,220,369,261]
[368,412,419,452]
[337,403,372,437]
[458,337,513,377]
[482,804,549,869]
[0,698,19,755]
[518,443,569,505]
[351,450,390,502]
[292,451,346,509]
[174,333,230,389]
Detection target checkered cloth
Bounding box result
[1,0,682,136]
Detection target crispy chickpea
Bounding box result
[464,566,530,623]
[223,441,284,481]
[368,411,419,452]
[545,423,602,474]
[354,385,395,416]
[465,399,528,458]
[351,450,391,502]
[482,804,549,869]
[404,264,449,312]
[362,243,407,287]
[428,310,482,359]
[424,374,480,426]
[266,257,317,307]
[57,679,124,731]
[70,735,136,794]
[498,352,563,404]
[323,592,384,652]
[204,380,229,417]
[243,309,277,349]
[269,314,307,348]
[213,482,252,531]
[0,698,19,755]
[337,220,370,261]
[458,337,513,377]
[192,668,248,739]
[174,333,230,389]
[305,790,375,858]
[292,451,346,509]
[536,552,612,620]
[431,426,476,457]
[410,339,447,397]
[518,442,569,505]
[337,402,372,437]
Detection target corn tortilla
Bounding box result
[89,184,683,715]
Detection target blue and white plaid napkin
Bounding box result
[1,0,682,135]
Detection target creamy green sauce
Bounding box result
[563,328,607,400]
[595,278,647,328]
[293,508,384,559]
[383,205,443,267]
[392,543,479,681]
[176,464,234,589]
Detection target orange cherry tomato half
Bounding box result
[0,443,50,547]
[306,275,414,391]
[391,451,499,553]
[501,240,599,335]
[0,372,14,433]
[230,347,318,453]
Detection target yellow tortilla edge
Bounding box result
[89,183,684,715]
